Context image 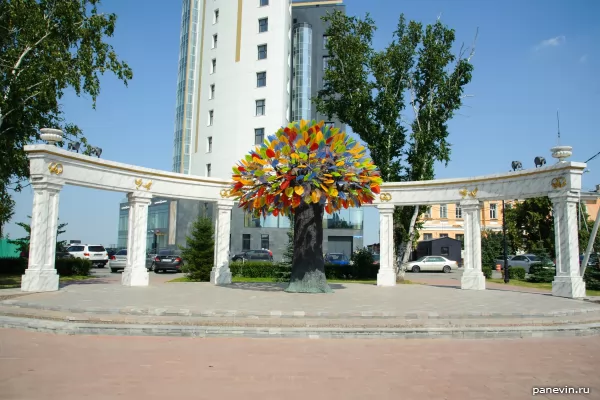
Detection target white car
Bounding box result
[66,244,109,267]
[404,256,458,273]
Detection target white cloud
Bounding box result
[534,35,566,51]
[580,54,588,63]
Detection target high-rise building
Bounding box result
[119,0,361,260]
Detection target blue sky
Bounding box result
[5,0,600,246]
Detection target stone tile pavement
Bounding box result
[3,281,600,319]
[0,328,598,400]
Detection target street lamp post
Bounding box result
[502,200,510,283]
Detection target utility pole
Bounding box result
[502,200,510,283]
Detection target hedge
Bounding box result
[482,265,493,279]
[508,266,526,280]
[526,264,556,283]
[0,257,91,277]
[229,261,380,280]
[584,267,600,291]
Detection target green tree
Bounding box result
[0,186,15,238]
[276,218,294,282]
[480,229,514,269]
[180,215,214,282]
[313,11,475,265]
[8,216,67,254]
[0,0,133,204]
[505,197,554,256]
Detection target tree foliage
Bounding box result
[0,188,15,238]
[227,120,382,216]
[0,0,132,202]
[180,215,214,282]
[505,197,554,256]
[313,11,475,256]
[7,215,67,254]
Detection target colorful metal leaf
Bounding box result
[228,120,383,217]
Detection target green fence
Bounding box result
[0,239,19,258]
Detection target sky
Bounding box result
[5,0,600,247]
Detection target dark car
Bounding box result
[580,253,599,268]
[152,249,184,273]
[372,253,380,265]
[325,253,350,266]
[231,249,273,262]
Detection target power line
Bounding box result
[584,150,600,164]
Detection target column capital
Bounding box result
[459,199,481,209]
[31,179,64,193]
[217,199,234,210]
[376,203,395,213]
[127,191,152,204]
[548,191,580,203]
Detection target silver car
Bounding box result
[109,249,127,273]
[507,254,554,273]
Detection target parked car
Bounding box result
[507,254,554,273]
[108,249,127,273]
[494,254,515,269]
[66,244,108,267]
[372,253,380,265]
[153,249,184,273]
[325,253,350,266]
[146,253,157,270]
[231,249,273,262]
[56,251,74,259]
[403,256,458,273]
[580,253,599,268]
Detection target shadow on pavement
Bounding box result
[224,282,346,292]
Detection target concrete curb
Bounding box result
[3,299,600,320]
[2,315,600,339]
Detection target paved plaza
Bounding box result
[0,328,598,400]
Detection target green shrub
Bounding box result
[0,257,27,275]
[180,215,214,282]
[508,266,526,280]
[526,264,556,283]
[584,267,600,291]
[229,260,380,281]
[482,265,493,279]
[55,258,92,276]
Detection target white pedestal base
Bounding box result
[121,268,149,287]
[377,268,397,287]
[461,270,486,290]
[552,276,586,298]
[21,269,59,292]
[210,266,232,285]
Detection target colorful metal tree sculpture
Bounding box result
[228,120,382,293]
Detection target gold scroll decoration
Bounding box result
[551,177,567,189]
[220,189,232,198]
[459,187,478,199]
[48,162,63,175]
[380,193,392,202]
[134,178,152,191]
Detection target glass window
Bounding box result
[323,35,329,50]
[279,216,291,228]
[208,110,214,125]
[88,246,105,252]
[261,234,269,249]
[255,99,265,116]
[242,234,251,250]
[209,84,215,99]
[323,208,363,230]
[207,136,212,152]
[455,234,464,249]
[213,9,219,23]
[258,18,268,33]
[440,204,448,219]
[441,246,449,256]
[424,207,432,218]
[423,233,433,240]
[212,34,217,48]
[323,56,330,71]
[257,71,266,87]
[490,203,497,219]
[116,249,127,255]
[260,0,268,6]
[258,44,267,59]
[211,58,216,73]
[455,204,462,219]
[206,164,211,177]
[439,233,449,238]
[255,128,264,145]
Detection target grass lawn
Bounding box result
[168,276,414,285]
[0,274,92,289]
[488,278,600,296]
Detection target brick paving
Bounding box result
[0,328,598,400]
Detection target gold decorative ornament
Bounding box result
[134,178,152,191]
[379,193,392,202]
[48,162,63,175]
[220,189,231,198]
[459,187,478,198]
[551,177,567,189]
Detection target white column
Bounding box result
[460,199,486,290]
[122,191,152,287]
[549,192,586,298]
[376,204,396,287]
[21,180,63,292]
[210,200,233,285]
